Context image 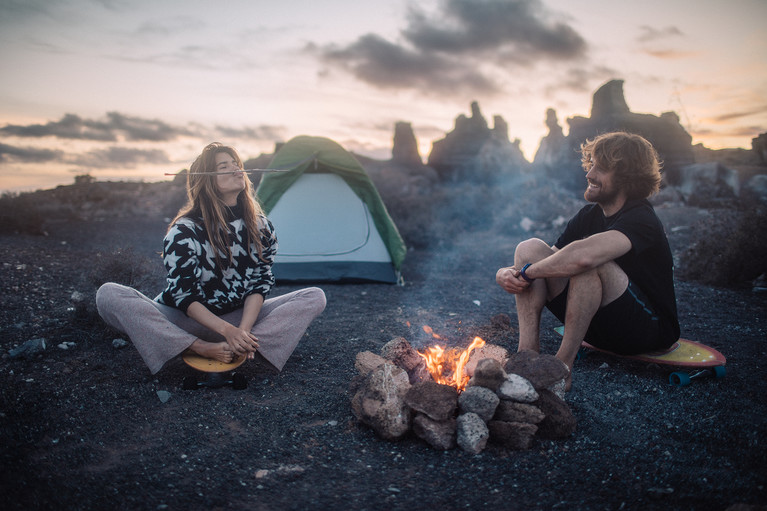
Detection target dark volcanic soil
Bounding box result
[1,192,766,511]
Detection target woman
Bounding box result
[96,142,326,375]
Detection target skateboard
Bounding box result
[554,326,726,387]
[181,351,249,390]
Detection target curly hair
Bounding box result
[580,132,662,200]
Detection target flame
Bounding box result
[422,325,443,340]
[418,336,486,391]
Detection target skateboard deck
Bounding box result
[181,351,248,390]
[554,326,726,386]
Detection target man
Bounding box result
[496,131,679,389]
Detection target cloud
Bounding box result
[0,112,194,142]
[640,49,698,59]
[707,105,767,123]
[636,25,684,43]
[70,146,171,168]
[0,142,63,163]
[214,124,287,142]
[314,0,587,96]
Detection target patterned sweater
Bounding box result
[156,205,277,315]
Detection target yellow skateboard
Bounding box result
[554,326,726,386]
[181,351,248,390]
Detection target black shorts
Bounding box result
[545,281,674,355]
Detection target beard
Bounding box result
[584,181,620,207]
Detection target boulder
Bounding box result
[466,358,506,391]
[458,385,500,422]
[354,351,387,377]
[456,412,489,454]
[487,420,538,450]
[412,413,456,451]
[535,389,577,439]
[504,351,569,390]
[404,381,458,422]
[493,400,545,424]
[669,162,740,205]
[392,121,423,166]
[351,362,412,441]
[496,373,539,403]
[464,342,509,377]
[380,337,423,373]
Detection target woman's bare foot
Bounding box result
[190,339,235,363]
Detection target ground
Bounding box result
[1,182,766,511]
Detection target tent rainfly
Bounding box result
[256,136,406,284]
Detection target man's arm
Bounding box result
[522,230,632,280]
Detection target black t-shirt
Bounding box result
[555,199,680,340]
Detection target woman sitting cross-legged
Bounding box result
[96,142,326,375]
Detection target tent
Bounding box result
[256,136,406,284]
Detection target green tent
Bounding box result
[256,136,406,283]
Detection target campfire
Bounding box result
[417,333,485,391]
[350,322,576,454]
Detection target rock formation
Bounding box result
[428,101,529,182]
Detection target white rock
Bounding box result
[497,373,539,403]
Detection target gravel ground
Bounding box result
[1,188,766,511]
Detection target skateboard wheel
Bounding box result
[669,371,690,387]
[232,372,248,390]
[182,376,199,390]
[713,366,726,378]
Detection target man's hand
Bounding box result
[496,266,530,294]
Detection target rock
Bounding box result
[504,351,569,390]
[458,385,500,422]
[380,337,423,373]
[743,174,767,204]
[156,390,171,403]
[351,362,412,441]
[670,162,740,206]
[392,121,423,166]
[404,381,458,422]
[355,351,387,377]
[406,361,432,384]
[753,131,767,163]
[496,374,538,403]
[412,413,456,450]
[112,338,129,349]
[456,412,489,454]
[535,389,577,439]
[493,400,545,424]
[9,338,46,359]
[487,420,538,450]
[466,358,506,391]
[464,344,509,377]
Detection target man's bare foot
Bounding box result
[190,339,235,363]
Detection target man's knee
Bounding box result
[515,238,553,263]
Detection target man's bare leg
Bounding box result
[513,238,567,353]
[557,261,628,389]
[189,339,235,363]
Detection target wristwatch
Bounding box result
[520,263,535,283]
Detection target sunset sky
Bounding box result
[1,0,765,192]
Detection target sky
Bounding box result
[1,0,765,192]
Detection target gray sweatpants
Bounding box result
[96,283,326,374]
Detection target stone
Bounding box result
[380,337,423,373]
[156,390,171,403]
[466,358,506,391]
[355,351,387,377]
[670,162,739,206]
[464,344,509,377]
[535,389,577,439]
[493,400,545,424]
[392,121,423,166]
[9,338,46,359]
[112,338,129,349]
[456,413,489,454]
[412,413,456,450]
[351,362,412,440]
[504,351,569,390]
[487,420,538,450]
[404,381,458,422]
[458,386,500,422]
[496,374,538,403]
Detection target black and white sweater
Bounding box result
[156,205,277,315]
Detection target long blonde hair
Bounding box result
[170,142,267,266]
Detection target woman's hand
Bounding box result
[496,266,530,294]
[222,323,260,357]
